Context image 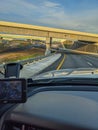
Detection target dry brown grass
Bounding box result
[0,48,45,63]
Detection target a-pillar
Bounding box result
[45,37,52,55]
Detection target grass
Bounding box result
[0,48,45,63]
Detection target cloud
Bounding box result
[0,0,98,33]
[0,0,37,17]
[43,1,60,8]
[68,9,98,33]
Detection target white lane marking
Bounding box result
[85,55,98,61]
[87,62,93,66]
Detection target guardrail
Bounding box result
[18,54,54,65]
[51,48,98,56]
[0,53,54,72]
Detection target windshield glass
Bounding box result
[0,0,98,79]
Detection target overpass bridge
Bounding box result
[0,21,98,55]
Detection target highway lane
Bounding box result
[81,55,98,68]
[61,54,95,69]
[40,53,98,74]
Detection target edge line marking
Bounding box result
[56,55,66,70]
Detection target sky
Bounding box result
[0,0,98,34]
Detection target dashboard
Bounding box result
[0,85,98,130]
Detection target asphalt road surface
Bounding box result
[40,53,98,74]
[61,54,98,69]
[1,54,98,78]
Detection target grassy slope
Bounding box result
[0,48,45,63]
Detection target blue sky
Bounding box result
[0,0,98,33]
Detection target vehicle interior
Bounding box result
[0,63,98,130]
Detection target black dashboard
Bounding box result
[0,85,98,130]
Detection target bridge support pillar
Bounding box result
[45,37,52,55]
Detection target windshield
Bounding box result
[0,0,98,79]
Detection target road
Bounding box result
[40,53,98,74]
[61,54,97,69]
[0,53,98,78]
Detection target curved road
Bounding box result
[61,54,97,69]
[40,53,98,74]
